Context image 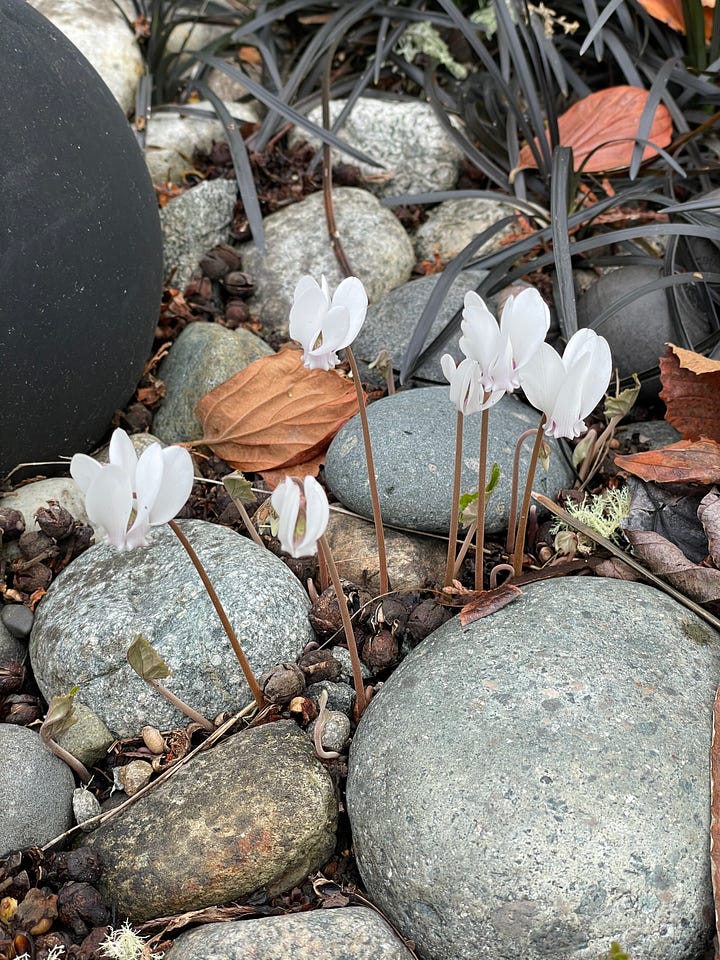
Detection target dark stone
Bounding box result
[1,604,34,639]
[576,264,714,399]
[0,0,162,477]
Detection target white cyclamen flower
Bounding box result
[289,274,368,371]
[441,287,550,413]
[70,429,194,551]
[271,475,329,558]
[519,328,613,439]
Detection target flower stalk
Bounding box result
[511,417,547,577]
[168,519,266,709]
[444,410,464,587]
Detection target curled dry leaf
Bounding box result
[195,349,361,476]
[594,557,645,581]
[515,86,672,175]
[458,582,522,626]
[636,0,715,41]
[625,528,720,602]
[615,439,720,484]
[698,487,720,567]
[660,346,720,441]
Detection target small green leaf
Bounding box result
[41,686,80,740]
[572,430,596,469]
[459,467,502,526]
[604,373,640,421]
[486,462,501,495]
[459,490,477,513]
[127,635,171,681]
[223,471,256,505]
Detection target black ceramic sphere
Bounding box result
[0,0,162,477]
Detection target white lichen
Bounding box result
[395,21,469,79]
[551,486,631,554]
[98,922,163,960]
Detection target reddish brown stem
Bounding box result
[147,678,214,732]
[169,520,266,709]
[475,408,490,593]
[505,428,539,554]
[512,418,547,577]
[445,410,464,587]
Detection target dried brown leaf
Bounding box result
[614,439,720,484]
[636,0,715,41]
[516,86,672,174]
[625,528,720,602]
[195,349,361,473]
[660,348,720,441]
[698,487,720,567]
[594,557,645,581]
[458,583,522,626]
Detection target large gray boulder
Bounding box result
[325,386,573,535]
[348,578,719,960]
[30,521,315,736]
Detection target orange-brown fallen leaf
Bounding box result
[195,348,362,474]
[458,582,522,626]
[515,86,673,175]
[625,528,720,602]
[660,347,720,441]
[636,0,715,42]
[615,438,720,484]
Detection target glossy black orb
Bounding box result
[1,0,162,477]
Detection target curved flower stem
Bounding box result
[489,563,515,590]
[318,534,367,721]
[42,735,91,784]
[512,417,547,578]
[169,520,266,709]
[445,411,464,587]
[228,496,266,550]
[147,678,214,732]
[345,346,389,596]
[505,428,539,554]
[475,408,490,593]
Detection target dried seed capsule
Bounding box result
[0,507,25,541]
[35,501,75,539]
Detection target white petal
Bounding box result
[293,476,329,556]
[447,358,484,415]
[460,294,503,369]
[271,478,300,556]
[70,453,102,495]
[518,342,566,418]
[85,465,133,549]
[500,289,550,369]
[577,333,612,420]
[561,328,599,368]
[134,444,164,513]
[546,350,594,438]
[289,281,327,353]
[313,304,353,357]
[331,276,368,343]
[484,334,516,393]
[148,446,194,525]
[441,353,458,385]
[108,429,138,483]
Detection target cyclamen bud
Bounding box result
[271,476,329,558]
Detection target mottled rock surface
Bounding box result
[167,906,416,959]
[325,387,573,535]
[152,322,273,443]
[240,188,414,337]
[30,521,314,736]
[1,724,75,856]
[412,198,518,265]
[348,578,719,960]
[85,722,337,921]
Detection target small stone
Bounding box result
[310,710,351,754]
[331,648,372,684]
[413,198,518,265]
[306,680,356,717]
[141,725,167,755]
[55,703,114,768]
[1,604,34,639]
[0,724,75,856]
[73,788,101,830]
[117,760,153,797]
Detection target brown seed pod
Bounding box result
[0,507,25,541]
[362,629,399,673]
[35,501,75,540]
[261,662,306,704]
[288,696,318,726]
[297,649,342,683]
[0,661,25,696]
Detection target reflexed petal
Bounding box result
[319,275,331,303]
[293,476,329,556]
[484,335,515,393]
[577,333,612,420]
[546,350,593,438]
[440,353,457,384]
[313,304,353,356]
[294,275,323,303]
[271,478,301,556]
[500,289,550,369]
[460,294,503,368]
[108,428,138,483]
[331,276,368,343]
[148,445,194,525]
[448,358,485,415]
[289,282,326,353]
[70,453,102,494]
[85,464,133,549]
[560,327,599,368]
[134,444,164,515]
[518,342,566,417]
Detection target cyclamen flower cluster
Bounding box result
[441,289,612,438]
